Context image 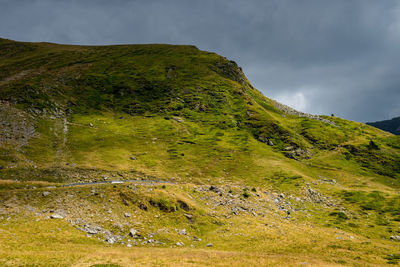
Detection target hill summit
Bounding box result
[0,38,399,266]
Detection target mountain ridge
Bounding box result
[367,116,400,135]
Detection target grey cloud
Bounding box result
[0,0,399,122]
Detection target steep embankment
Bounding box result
[0,38,399,266]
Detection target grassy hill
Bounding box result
[0,38,399,266]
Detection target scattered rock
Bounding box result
[193,236,202,242]
[139,203,148,211]
[176,242,184,246]
[257,136,274,146]
[42,191,50,197]
[178,229,187,235]
[129,156,136,160]
[209,186,220,193]
[206,243,213,247]
[124,212,131,218]
[84,224,102,235]
[318,178,337,184]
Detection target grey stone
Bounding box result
[129,228,138,237]
[106,236,116,244]
[50,214,63,219]
[184,213,193,219]
[390,235,400,241]
[124,212,131,217]
[209,186,220,193]
[42,191,50,197]
[206,243,213,247]
[176,241,184,246]
[193,236,202,242]
[178,229,187,235]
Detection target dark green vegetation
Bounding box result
[0,38,399,266]
[367,116,400,135]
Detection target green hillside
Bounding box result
[0,38,399,266]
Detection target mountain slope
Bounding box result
[0,38,400,266]
[367,116,400,135]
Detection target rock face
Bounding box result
[216,59,246,84]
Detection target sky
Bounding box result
[1,0,399,122]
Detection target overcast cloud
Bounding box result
[1,0,399,122]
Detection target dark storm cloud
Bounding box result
[1,0,399,122]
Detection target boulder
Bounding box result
[184,213,193,219]
[390,235,400,241]
[50,214,63,219]
[129,228,138,237]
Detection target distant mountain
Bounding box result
[367,117,400,135]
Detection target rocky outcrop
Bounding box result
[273,100,335,126]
